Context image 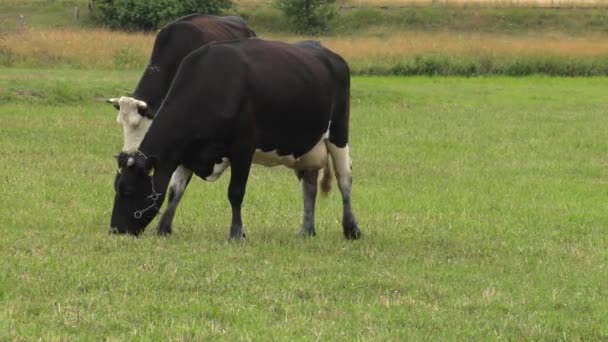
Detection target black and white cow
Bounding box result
[109,38,362,240]
[106,14,255,235]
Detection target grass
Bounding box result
[0,0,92,30]
[4,0,608,76]
[1,68,608,339]
[4,28,608,76]
[236,0,608,7]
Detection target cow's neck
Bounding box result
[132,65,172,115]
[137,116,189,178]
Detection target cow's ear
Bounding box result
[136,100,153,118]
[106,98,120,110]
[137,106,153,119]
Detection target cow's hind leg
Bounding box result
[296,169,319,237]
[227,149,254,241]
[327,143,362,239]
[156,165,193,235]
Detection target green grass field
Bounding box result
[1,68,607,339]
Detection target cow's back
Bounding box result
[132,14,255,114]
[153,39,344,158]
[181,14,256,39]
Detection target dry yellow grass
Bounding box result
[4,28,608,68]
[3,29,154,68]
[267,32,608,62]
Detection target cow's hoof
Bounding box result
[228,226,246,242]
[298,227,316,238]
[156,224,172,236]
[343,221,362,240]
[227,234,246,242]
[157,228,172,236]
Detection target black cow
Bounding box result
[109,38,362,240]
[106,14,255,235]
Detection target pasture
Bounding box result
[1,68,607,339]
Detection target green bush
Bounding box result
[0,30,13,67]
[92,0,233,31]
[0,46,14,67]
[233,7,288,33]
[273,0,336,34]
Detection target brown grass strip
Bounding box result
[4,28,608,68]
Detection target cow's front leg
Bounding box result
[156,165,193,235]
[296,169,319,237]
[227,151,253,241]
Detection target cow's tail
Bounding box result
[320,153,333,196]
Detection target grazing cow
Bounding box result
[106,14,255,235]
[109,38,362,240]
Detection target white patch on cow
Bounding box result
[327,142,352,189]
[114,96,153,153]
[253,149,297,167]
[169,166,192,193]
[253,130,330,171]
[203,158,230,182]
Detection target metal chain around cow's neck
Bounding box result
[135,150,148,159]
[133,170,163,220]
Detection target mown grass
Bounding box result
[0,0,92,30]
[1,68,608,339]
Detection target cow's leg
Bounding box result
[296,169,319,237]
[327,143,362,239]
[156,165,193,235]
[227,151,254,241]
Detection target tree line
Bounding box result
[92,0,336,34]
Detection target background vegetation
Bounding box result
[3,0,608,75]
[91,0,233,30]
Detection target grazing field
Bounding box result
[1,68,607,339]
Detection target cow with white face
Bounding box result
[107,97,153,153]
[107,14,256,235]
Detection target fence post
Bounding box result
[74,6,80,21]
[17,14,25,32]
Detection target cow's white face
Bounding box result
[107,96,153,153]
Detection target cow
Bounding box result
[106,14,255,235]
[108,38,362,241]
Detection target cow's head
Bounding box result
[107,97,154,153]
[109,152,162,236]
